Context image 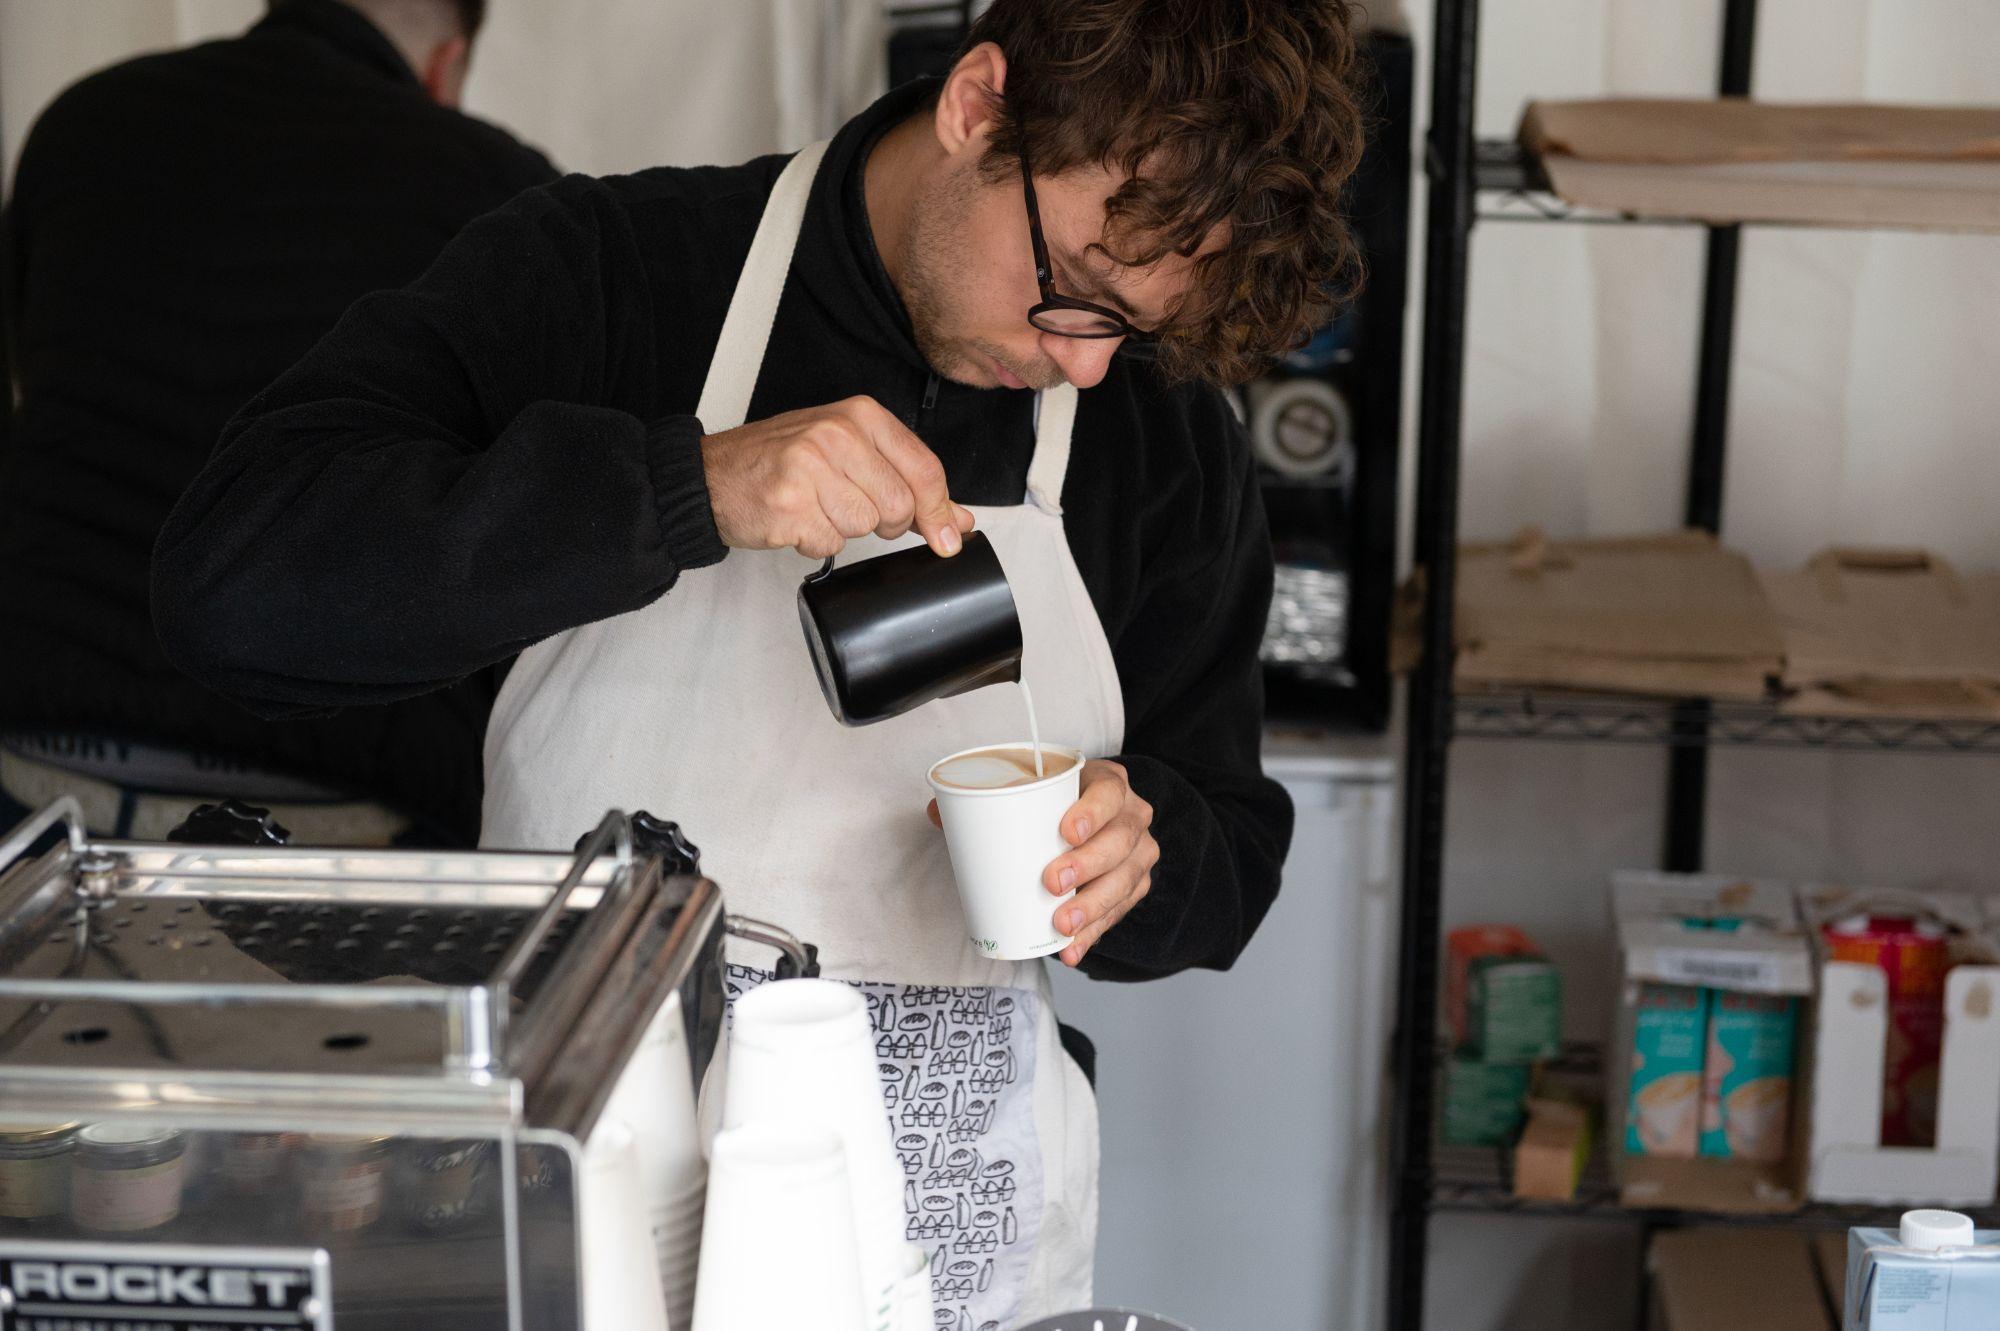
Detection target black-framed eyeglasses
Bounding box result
[1019,142,1149,342]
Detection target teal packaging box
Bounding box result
[1700,990,1798,1161]
[1624,982,1707,1157]
[1443,1056,1531,1146]
[1847,1226,2000,1330]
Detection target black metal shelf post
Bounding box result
[1664,0,1761,874]
[1387,0,1478,1323]
[1393,1,1763,1325]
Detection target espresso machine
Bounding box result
[0,798,807,1331]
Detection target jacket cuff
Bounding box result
[647,415,728,574]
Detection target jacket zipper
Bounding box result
[920,370,940,423]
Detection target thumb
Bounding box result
[926,799,942,830]
[914,491,965,558]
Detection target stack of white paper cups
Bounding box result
[692,1123,868,1331]
[876,1242,933,1331]
[579,1119,672,1331]
[722,980,908,1310]
[604,991,706,1327]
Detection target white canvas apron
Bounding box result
[482,140,1124,1326]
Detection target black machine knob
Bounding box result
[630,811,701,875]
[575,812,701,876]
[166,799,292,846]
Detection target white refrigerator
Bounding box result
[1049,744,1398,1330]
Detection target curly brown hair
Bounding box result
[963,0,1367,387]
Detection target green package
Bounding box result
[1443,1056,1531,1145]
[1465,956,1562,1063]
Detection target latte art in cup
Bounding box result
[927,742,1085,960]
[929,747,1079,791]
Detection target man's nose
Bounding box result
[1042,334,1122,389]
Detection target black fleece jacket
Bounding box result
[154,80,1293,981]
[0,0,555,840]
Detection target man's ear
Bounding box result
[420,35,471,108]
[932,41,1007,157]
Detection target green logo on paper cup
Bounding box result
[973,937,998,953]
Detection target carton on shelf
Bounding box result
[1845,1213,2000,1330]
[1701,990,1799,1162]
[1823,914,1949,1147]
[1514,1060,1598,1202]
[1443,1056,1530,1146]
[1513,1098,1591,1201]
[1798,886,2000,1207]
[1611,872,1815,1215]
[1627,983,1707,1158]
[1446,925,1561,1063]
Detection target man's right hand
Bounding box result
[699,396,975,559]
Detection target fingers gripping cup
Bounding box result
[927,743,1084,961]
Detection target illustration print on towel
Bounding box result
[725,966,1041,1331]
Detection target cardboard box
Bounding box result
[1514,1097,1593,1201]
[1455,529,1785,701]
[1520,100,2000,166]
[1518,101,2000,234]
[1814,1232,1848,1322]
[1648,1227,1835,1331]
[1763,549,2000,721]
[1611,873,1815,1214]
[1446,924,1561,1062]
[1845,1223,2000,1330]
[1798,886,2000,1207]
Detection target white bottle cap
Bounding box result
[1901,1209,1975,1250]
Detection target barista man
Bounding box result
[155,0,1366,1317]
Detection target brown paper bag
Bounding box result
[1454,528,1783,700]
[1521,99,2000,166]
[1761,548,2000,719]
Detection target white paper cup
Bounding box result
[881,1243,932,1331]
[693,1124,868,1331]
[580,1120,672,1331]
[926,743,1083,960]
[605,991,706,1309]
[724,981,910,1309]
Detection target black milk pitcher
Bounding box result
[798,531,1023,726]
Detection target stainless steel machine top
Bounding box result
[0,798,791,1331]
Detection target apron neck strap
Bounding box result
[694,139,832,432]
[1025,383,1078,514]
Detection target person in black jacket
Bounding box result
[158,6,1366,1310]
[157,0,1368,982]
[0,0,554,844]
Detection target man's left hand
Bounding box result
[926,758,1158,967]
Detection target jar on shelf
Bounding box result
[0,1125,79,1222]
[70,1125,187,1232]
[300,1134,389,1234]
[216,1130,296,1193]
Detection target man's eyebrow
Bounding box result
[1054,248,1143,322]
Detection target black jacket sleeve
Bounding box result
[1078,391,1295,982]
[152,178,726,717]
